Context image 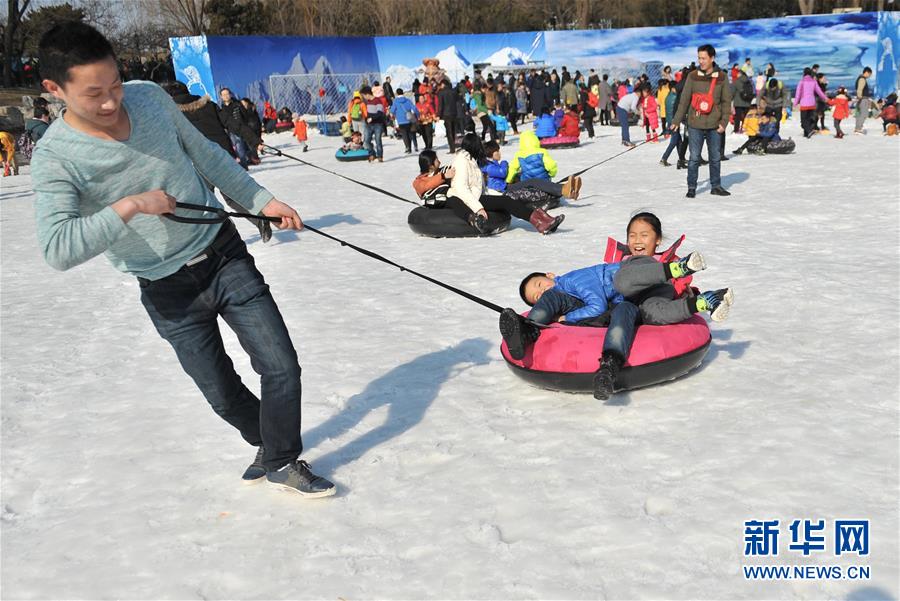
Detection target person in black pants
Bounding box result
[580,85,596,138]
[163,81,272,242]
[436,79,459,153]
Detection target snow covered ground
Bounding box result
[2,117,898,600]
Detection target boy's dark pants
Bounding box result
[527,288,640,361]
[139,220,302,472]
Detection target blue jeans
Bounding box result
[661,128,682,161]
[529,288,640,361]
[603,301,640,359]
[528,287,584,325]
[687,127,721,190]
[139,221,303,471]
[229,133,249,168]
[616,107,631,143]
[365,123,384,158]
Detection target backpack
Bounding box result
[15,131,35,160]
[350,101,362,120]
[690,73,718,115]
[740,79,754,102]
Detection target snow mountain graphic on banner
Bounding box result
[311,56,334,76]
[435,45,471,80]
[483,46,528,66]
[286,52,308,75]
[383,64,418,91]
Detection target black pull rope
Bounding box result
[302,223,505,314]
[260,144,419,206]
[167,202,506,315]
[556,137,653,183]
[163,202,282,224]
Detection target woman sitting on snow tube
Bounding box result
[540,105,581,149]
[409,135,565,237]
[499,212,735,400]
[411,149,509,237]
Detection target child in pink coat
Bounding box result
[640,84,660,142]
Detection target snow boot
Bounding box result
[572,176,583,200]
[660,159,671,167]
[561,175,575,199]
[266,460,336,498]
[529,208,565,234]
[676,159,687,169]
[645,133,652,142]
[668,252,707,279]
[696,288,734,322]
[652,133,659,143]
[242,446,266,484]
[710,186,731,196]
[593,352,625,400]
[500,308,541,360]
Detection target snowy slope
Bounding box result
[1,119,898,600]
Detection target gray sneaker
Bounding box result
[266,460,336,498]
[241,446,266,484]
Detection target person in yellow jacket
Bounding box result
[506,130,558,183]
[0,131,18,176]
[657,78,670,134]
[741,106,760,137]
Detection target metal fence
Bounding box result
[268,73,382,118]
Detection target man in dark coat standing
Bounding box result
[165,81,271,241]
[436,79,459,153]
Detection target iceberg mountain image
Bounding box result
[482,46,528,66]
[383,63,419,90]
[286,52,308,75]
[435,45,471,79]
[311,56,334,75]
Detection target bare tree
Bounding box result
[155,0,208,35]
[688,0,710,23]
[4,0,32,87]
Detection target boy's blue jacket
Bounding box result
[481,159,509,192]
[534,113,557,138]
[758,120,781,141]
[552,108,564,130]
[554,263,624,323]
[390,96,419,125]
[490,113,509,132]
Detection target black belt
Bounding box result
[137,220,237,286]
[183,219,236,267]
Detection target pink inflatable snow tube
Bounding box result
[501,314,711,392]
[539,135,580,149]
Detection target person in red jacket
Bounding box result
[262,101,277,133]
[292,114,308,152]
[640,83,660,142]
[878,93,898,134]
[559,105,581,138]
[828,86,851,138]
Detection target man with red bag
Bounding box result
[669,44,733,198]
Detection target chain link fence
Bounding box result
[268,73,382,118]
